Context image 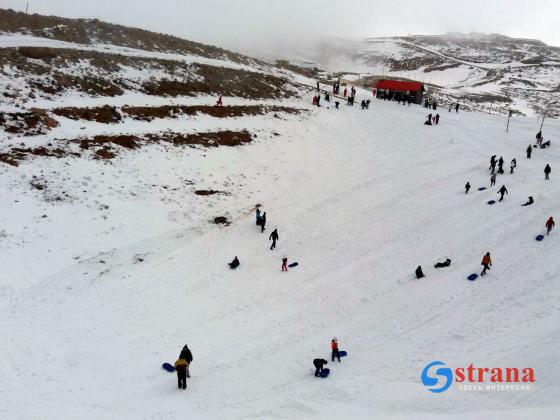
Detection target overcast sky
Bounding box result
[3,0,560,55]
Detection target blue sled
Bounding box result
[288,262,299,268]
[478,187,487,191]
[162,363,175,373]
[319,368,330,378]
[536,235,544,241]
[487,200,496,205]
[467,274,478,281]
[339,351,348,357]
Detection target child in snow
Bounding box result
[510,158,516,174]
[490,173,496,187]
[331,338,341,362]
[465,182,471,193]
[313,359,328,377]
[415,266,424,279]
[546,217,555,235]
[281,257,288,271]
[526,145,532,159]
[229,256,240,269]
[481,252,492,276]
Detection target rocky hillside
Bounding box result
[313,33,560,117]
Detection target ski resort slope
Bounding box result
[1,98,560,419]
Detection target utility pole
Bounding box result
[539,106,548,132]
[506,109,512,132]
[26,2,29,14]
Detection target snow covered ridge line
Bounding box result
[0,33,258,72]
[0,130,255,166]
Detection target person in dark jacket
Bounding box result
[544,164,551,180]
[497,156,504,174]
[435,113,440,124]
[229,256,240,269]
[546,217,555,235]
[313,359,328,377]
[526,145,532,159]
[415,266,424,279]
[269,229,279,250]
[424,114,432,125]
[455,103,459,113]
[260,212,266,233]
[434,258,451,268]
[521,196,534,206]
[498,185,508,201]
[465,182,471,194]
[179,345,193,378]
[489,155,496,170]
[536,131,542,141]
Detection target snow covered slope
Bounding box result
[1,84,560,419]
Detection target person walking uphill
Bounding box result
[544,164,551,180]
[498,185,508,201]
[546,217,555,235]
[481,252,492,276]
[269,229,279,250]
[490,173,496,187]
[313,359,328,377]
[331,338,341,362]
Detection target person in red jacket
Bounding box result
[546,217,555,235]
[331,337,341,362]
[481,252,492,276]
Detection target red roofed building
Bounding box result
[374,79,424,104]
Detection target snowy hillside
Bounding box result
[1,10,560,420]
[292,34,560,118]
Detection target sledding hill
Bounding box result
[1,83,560,418]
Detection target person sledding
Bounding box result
[521,196,534,206]
[546,217,555,235]
[481,252,492,276]
[497,185,508,201]
[434,258,451,268]
[424,114,433,125]
[229,256,240,269]
[269,229,279,250]
[331,338,341,362]
[313,358,328,377]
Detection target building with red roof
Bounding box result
[374,79,425,104]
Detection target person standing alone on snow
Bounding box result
[544,164,551,180]
[281,257,288,271]
[526,145,532,159]
[481,252,492,276]
[269,229,279,250]
[546,217,555,235]
[465,182,471,194]
[490,173,496,187]
[498,185,508,201]
[331,338,341,362]
[179,345,193,377]
[216,95,223,107]
[510,158,516,174]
